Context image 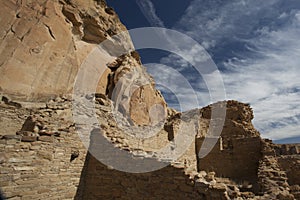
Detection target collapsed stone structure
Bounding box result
[1,96,299,200]
[0,0,299,200]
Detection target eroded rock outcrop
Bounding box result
[0,0,166,126]
[0,0,125,100]
[0,1,299,200]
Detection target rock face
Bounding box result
[0,1,300,200]
[0,0,126,100]
[0,0,166,125]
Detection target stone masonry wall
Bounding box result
[0,98,87,200]
[196,101,263,193]
[277,154,300,199]
[75,153,201,200]
[197,137,262,191]
[1,97,300,200]
[74,129,232,200]
[0,133,86,200]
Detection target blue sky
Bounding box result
[107,0,300,142]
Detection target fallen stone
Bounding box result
[21,136,37,142]
[13,166,36,171]
[16,131,34,136]
[276,190,294,200]
[1,96,22,108]
[38,130,60,137]
[0,153,8,164]
[38,136,54,143]
[206,172,216,182]
[2,135,21,141]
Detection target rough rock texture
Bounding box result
[0,1,300,200]
[1,96,299,200]
[196,101,262,192]
[0,0,126,100]
[106,53,167,126]
[0,0,166,126]
[260,140,300,199]
[0,97,87,200]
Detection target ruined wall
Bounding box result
[277,149,300,199]
[70,101,270,200]
[0,97,232,200]
[76,153,201,200]
[255,139,296,200]
[196,101,262,193]
[0,98,87,200]
[1,96,300,200]
[278,156,300,186]
[197,137,261,189]
[74,128,238,200]
[0,132,86,200]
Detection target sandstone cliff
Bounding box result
[0,0,299,200]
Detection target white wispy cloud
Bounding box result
[136,0,165,27]
[222,9,300,140]
[145,63,201,111]
[154,0,300,140]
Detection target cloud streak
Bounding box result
[136,0,165,27]
[135,0,300,140]
[155,0,300,140]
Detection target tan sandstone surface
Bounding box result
[0,0,299,200]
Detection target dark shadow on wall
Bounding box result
[74,129,206,200]
[0,189,5,200]
[196,137,262,194]
[74,150,89,200]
